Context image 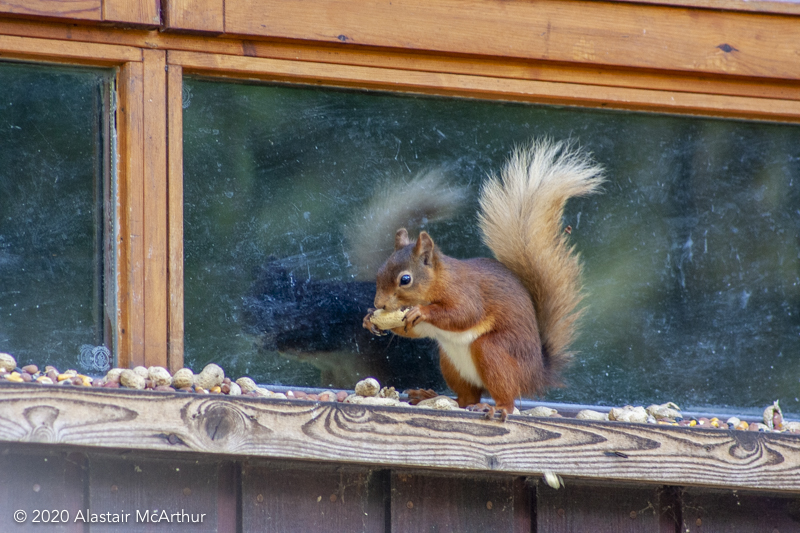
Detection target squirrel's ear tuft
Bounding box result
[414,231,435,265]
[395,228,411,250]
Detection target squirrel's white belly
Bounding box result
[413,323,484,387]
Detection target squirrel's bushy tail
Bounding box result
[346,169,468,281]
[478,139,604,375]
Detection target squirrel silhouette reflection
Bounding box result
[243,171,466,389]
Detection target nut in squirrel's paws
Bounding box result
[364,308,408,334]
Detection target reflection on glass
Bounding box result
[0,61,112,373]
[183,78,799,417]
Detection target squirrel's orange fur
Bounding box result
[363,139,604,418]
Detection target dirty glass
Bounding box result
[182,78,800,417]
[0,61,112,373]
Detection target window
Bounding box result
[182,77,800,417]
[0,61,113,373]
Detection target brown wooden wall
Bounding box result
[2,442,799,532]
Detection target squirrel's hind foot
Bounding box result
[467,403,509,422]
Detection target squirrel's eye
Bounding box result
[399,274,412,286]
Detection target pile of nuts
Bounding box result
[1,351,798,432]
[528,400,800,434]
[0,352,283,398]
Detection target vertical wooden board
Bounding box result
[166,62,185,374]
[0,447,86,532]
[241,461,386,533]
[0,0,101,20]
[88,454,229,532]
[215,462,239,533]
[681,489,800,532]
[537,480,677,533]
[117,61,146,369]
[142,49,169,369]
[103,0,160,26]
[390,472,531,533]
[163,0,224,33]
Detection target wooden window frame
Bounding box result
[0,0,799,496]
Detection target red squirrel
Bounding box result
[362,139,604,419]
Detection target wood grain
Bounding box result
[169,51,800,123]
[242,462,386,532]
[0,448,86,532]
[167,64,185,374]
[223,0,800,81]
[142,49,169,368]
[390,472,530,533]
[0,18,798,105]
[612,0,800,16]
[163,0,224,33]
[0,384,798,493]
[102,0,159,26]
[680,488,800,532]
[117,61,146,368]
[0,34,141,63]
[89,454,222,532]
[0,0,100,20]
[537,481,678,533]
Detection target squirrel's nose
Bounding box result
[374,294,387,309]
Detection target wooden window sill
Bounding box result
[0,382,798,493]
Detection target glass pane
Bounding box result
[0,61,112,373]
[183,78,800,417]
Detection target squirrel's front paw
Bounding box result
[362,308,386,336]
[403,306,427,331]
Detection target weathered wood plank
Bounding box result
[537,481,678,533]
[169,51,800,123]
[1,18,798,107]
[680,489,800,532]
[0,34,142,63]
[0,385,798,493]
[167,63,185,374]
[88,454,223,531]
[116,61,146,368]
[241,461,385,532]
[223,0,800,81]
[0,447,86,532]
[613,0,800,16]
[0,0,101,21]
[390,472,530,533]
[102,0,159,26]
[163,0,224,33]
[216,462,239,533]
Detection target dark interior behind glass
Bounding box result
[182,78,800,417]
[0,61,112,373]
